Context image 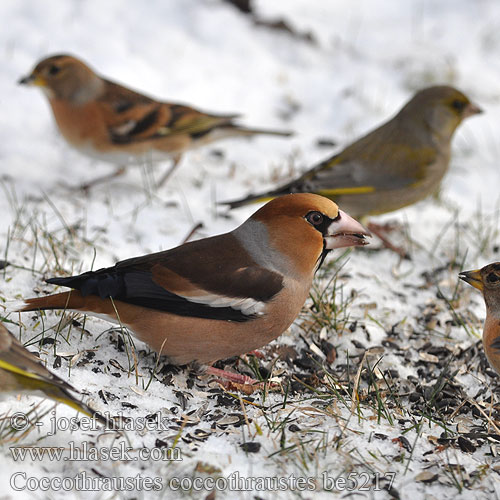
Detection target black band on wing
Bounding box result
[164,104,190,129]
[190,128,216,140]
[127,108,160,136]
[110,108,161,144]
[114,100,134,113]
[490,336,500,353]
[46,271,255,323]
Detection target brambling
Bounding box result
[15,194,369,382]
[460,264,500,376]
[19,54,292,189]
[224,86,481,257]
[0,321,106,422]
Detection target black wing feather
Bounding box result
[489,336,500,353]
[46,270,256,322]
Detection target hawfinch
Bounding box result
[460,264,500,376]
[19,54,292,188]
[16,194,369,366]
[0,322,106,422]
[224,86,482,216]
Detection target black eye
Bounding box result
[306,211,324,226]
[487,273,500,283]
[451,99,466,112]
[48,65,60,76]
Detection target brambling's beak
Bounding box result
[18,73,46,86]
[459,269,484,291]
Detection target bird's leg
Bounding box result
[156,154,182,189]
[367,221,410,260]
[368,220,401,232]
[181,222,203,244]
[205,362,280,393]
[79,166,126,191]
[246,349,265,359]
[205,366,259,385]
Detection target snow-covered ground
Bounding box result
[1,1,500,498]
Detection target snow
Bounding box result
[1,0,500,499]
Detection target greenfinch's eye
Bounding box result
[451,99,466,112]
[48,65,60,76]
[306,211,324,226]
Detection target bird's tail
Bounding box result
[222,124,293,138]
[13,292,79,313]
[13,291,118,323]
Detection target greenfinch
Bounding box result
[224,86,482,217]
[0,322,106,423]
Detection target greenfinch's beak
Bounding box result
[459,269,484,291]
[18,73,46,87]
[463,102,483,118]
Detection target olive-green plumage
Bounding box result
[224,86,482,217]
[0,322,107,423]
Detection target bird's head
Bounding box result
[460,263,500,316]
[400,85,482,141]
[239,193,370,277]
[19,54,103,103]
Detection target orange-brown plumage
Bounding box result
[459,263,500,376]
[19,54,292,173]
[17,194,369,365]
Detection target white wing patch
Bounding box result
[184,294,266,316]
[111,120,137,136]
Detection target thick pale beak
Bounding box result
[324,209,371,250]
[18,74,46,86]
[463,102,483,118]
[459,269,484,291]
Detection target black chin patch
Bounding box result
[315,245,331,272]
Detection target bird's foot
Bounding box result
[246,349,266,359]
[367,221,410,260]
[73,166,126,192]
[205,366,277,393]
[156,155,182,189]
[205,366,258,385]
[367,220,401,233]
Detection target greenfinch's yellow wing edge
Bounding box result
[318,186,376,196]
